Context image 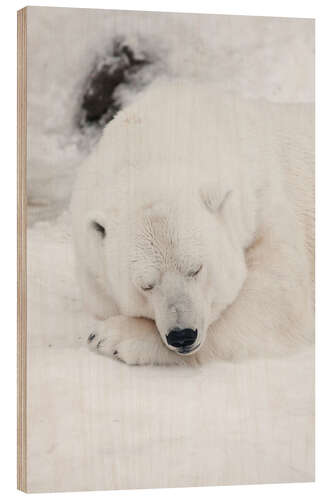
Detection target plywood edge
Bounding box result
[17,6,27,493]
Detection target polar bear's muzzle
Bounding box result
[150,272,206,355]
[166,327,199,354]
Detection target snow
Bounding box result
[25,7,314,492]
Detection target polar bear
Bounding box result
[71,79,314,366]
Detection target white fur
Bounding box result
[71,79,314,365]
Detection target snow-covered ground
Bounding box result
[26,7,314,492]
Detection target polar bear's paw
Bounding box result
[112,338,173,366]
[87,332,119,358]
[87,318,183,366]
[87,331,139,364]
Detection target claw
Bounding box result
[87,333,96,343]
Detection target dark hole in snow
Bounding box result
[78,38,155,129]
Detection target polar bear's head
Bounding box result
[88,184,254,356]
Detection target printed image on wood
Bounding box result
[17,6,315,493]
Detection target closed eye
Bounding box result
[187,264,203,278]
[141,283,155,291]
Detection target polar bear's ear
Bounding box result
[200,185,232,214]
[88,212,106,239]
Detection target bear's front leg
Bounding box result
[199,211,314,362]
[87,315,185,366]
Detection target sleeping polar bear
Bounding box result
[71,79,314,366]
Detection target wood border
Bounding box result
[17,7,27,493]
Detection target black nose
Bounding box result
[166,328,198,348]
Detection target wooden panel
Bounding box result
[17,7,27,493]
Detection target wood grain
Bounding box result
[17,7,27,493]
[17,8,314,493]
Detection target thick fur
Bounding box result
[71,79,314,365]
